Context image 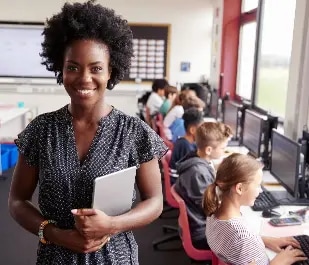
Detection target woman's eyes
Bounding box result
[66,65,103,73]
[67,65,78,71]
[91,66,103,73]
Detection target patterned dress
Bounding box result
[15,105,168,265]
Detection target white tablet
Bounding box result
[92,166,137,216]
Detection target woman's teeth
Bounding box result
[77,90,94,95]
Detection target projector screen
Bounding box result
[0,23,55,78]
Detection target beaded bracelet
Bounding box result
[38,220,57,244]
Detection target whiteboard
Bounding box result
[0,24,55,78]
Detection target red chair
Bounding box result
[152,151,179,249]
[162,150,178,210]
[170,185,218,264]
[156,121,174,150]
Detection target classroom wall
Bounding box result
[284,0,309,140]
[0,0,214,115]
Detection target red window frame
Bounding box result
[220,0,257,101]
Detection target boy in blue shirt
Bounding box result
[169,108,204,183]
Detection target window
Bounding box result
[255,0,296,117]
[242,0,259,12]
[236,22,257,100]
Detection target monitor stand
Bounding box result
[270,190,309,206]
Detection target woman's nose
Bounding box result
[80,70,92,83]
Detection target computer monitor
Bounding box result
[223,100,242,141]
[270,129,302,197]
[242,109,267,158]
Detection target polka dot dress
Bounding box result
[15,105,168,265]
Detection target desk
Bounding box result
[0,107,31,141]
[242,171,309,260]
[204,117,217,122]
[212,146,249,168]
[0,106,35,174]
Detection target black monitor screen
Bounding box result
[223,101,239,138]
[242,110,264,157]
[271,129,300,197]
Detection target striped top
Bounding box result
[206,215,270,265]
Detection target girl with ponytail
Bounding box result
[203,153,306,265]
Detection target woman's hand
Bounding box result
[45,226,110,253]
[71,208,113,240]
[262,236,300,252]
[270,245,307,265]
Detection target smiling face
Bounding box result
[62,39,111,106]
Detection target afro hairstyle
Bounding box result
[40,0,134,90]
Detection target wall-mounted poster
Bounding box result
[124,23,170,82]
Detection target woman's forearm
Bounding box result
[9,199,45,236]
[109,196,163,235]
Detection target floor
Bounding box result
[0,167,207,265]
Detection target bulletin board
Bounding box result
[124,23,170,82]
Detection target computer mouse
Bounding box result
[262,209,281,218]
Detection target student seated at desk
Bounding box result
[146,79,168,115]
[204,153,307,265]
[159,85,178,117]
[169,108,204,183]
[174,122,232,250]
[163,90,197,140]
[168,96,205,143]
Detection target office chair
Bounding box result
[170,185,218,264]
[156,121,174,150]
[161,150,178,213]
[152,151,179,250]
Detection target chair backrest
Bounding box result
[161,151,178,208]
[156,121,174,150]
[156,113,163,123]
[170,185,218,264]
[145,106,152,126]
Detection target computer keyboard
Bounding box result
[251,189,280,211]
[294,235,309,264]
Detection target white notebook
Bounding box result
[92,166,136,216]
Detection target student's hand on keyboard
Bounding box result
[270,246,307,265]
[262,236,301,252]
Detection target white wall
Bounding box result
[0,0,214,115]
[209,0,223,88]
[284,0,309,140]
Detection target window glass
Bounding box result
[242,0,259,12]
[255,0,296,117]
[236,22,257,100]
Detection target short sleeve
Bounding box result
[132,118,168,165]
[14,116,41,167]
